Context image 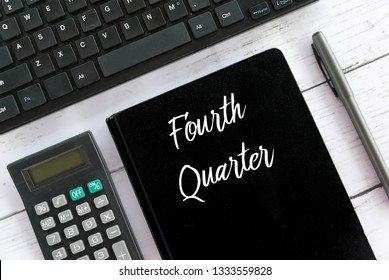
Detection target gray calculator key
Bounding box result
[70,240,86,254]
[77,255,90,260]
[106,225,121,239]
[40,216,55,231]
[34,201,50,215]
[76,202,91,216]
[64,224,79,239]
[100,209,115,224]
[94,248,109,260]
[112,240,131,260]
[58,209,73,223]
[52,247,67,260]
[46,232,61,246]
[94,194,109,208]
[82,217,97,231]
[88,232,103,247]
[52,194,67,208]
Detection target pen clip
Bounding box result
[311,43,339,97]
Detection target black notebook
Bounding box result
[106,49,375,260]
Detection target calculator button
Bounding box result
[94,194,109,208]
[40,217,56,231]
[69,240,86,254]
[34,201,50,215]
[69,186,85,201]
[64,224,79,239]
[58,209,73,223]
[52,194,67,208]
[106,225,121,239]
[82,217,97,231]
[87,178,103,193]
[52,247,67,260]
[100,209,115,224]
[76,202,91,216]
[77,255,90,260]
[112,240,131,260]
[94,248,109,260]
[46,232,61,246]
[88,232,103,247]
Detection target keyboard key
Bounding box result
[122,0,146,14]
[0,17,21,41]
[0,95,20,123]
[56,18,80,42]
[0,46,13,69]
[214,0,244,28]
[53,44,77,68]
[31,54,55,78]
[249,2,271,20]
[100,0,124,23]
[52,194,67,208]
[271,0,293,10]
[120,16,144,40]
[19,8,43,32]
[112,240,131,260]
[0,64,33,95]
[98,26,122,50]
[40,216,56,231]
[42,0,66,22]
[0,0,24,15]
[78,9,102,32]
[97,23,191,77]
[164,0,188,22]
[17,84,47,111]
[58,209,74,223]
[142,7,166,31]
[187,0,210,12]
[70,61,100,89]
[33,27,58,51]
[44,72,73,99]
[75,35,100,59]
[188,12,217,39]
[64,0,87,13]
[12,36,36,60]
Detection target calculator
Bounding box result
[7,131,142,260]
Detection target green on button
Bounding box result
[87,179,103,194]
[69,186,85,201]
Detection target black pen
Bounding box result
[312,31,389,197]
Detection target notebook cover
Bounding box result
[106,49,375,260]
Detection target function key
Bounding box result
[93,194,109,208]
[0,17,21,41]
[58,209,74,223]
[17,83,47,111]
[270,0,293,10]
[100,209,115,224]
[40,216,56,231]
[52,194,68,208]
[0,0,24,15]
[34,201,50,215]
[76,202,91,216]
[106,225,121,239]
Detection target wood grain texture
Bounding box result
[1,0,389,259]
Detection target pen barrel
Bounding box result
[343,96,389,196]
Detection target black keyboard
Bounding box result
[0,0,317,133]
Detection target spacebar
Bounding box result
[97,23,191,77]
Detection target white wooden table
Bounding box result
[1,0,389,260]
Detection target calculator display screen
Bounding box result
[28,148,86,185]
